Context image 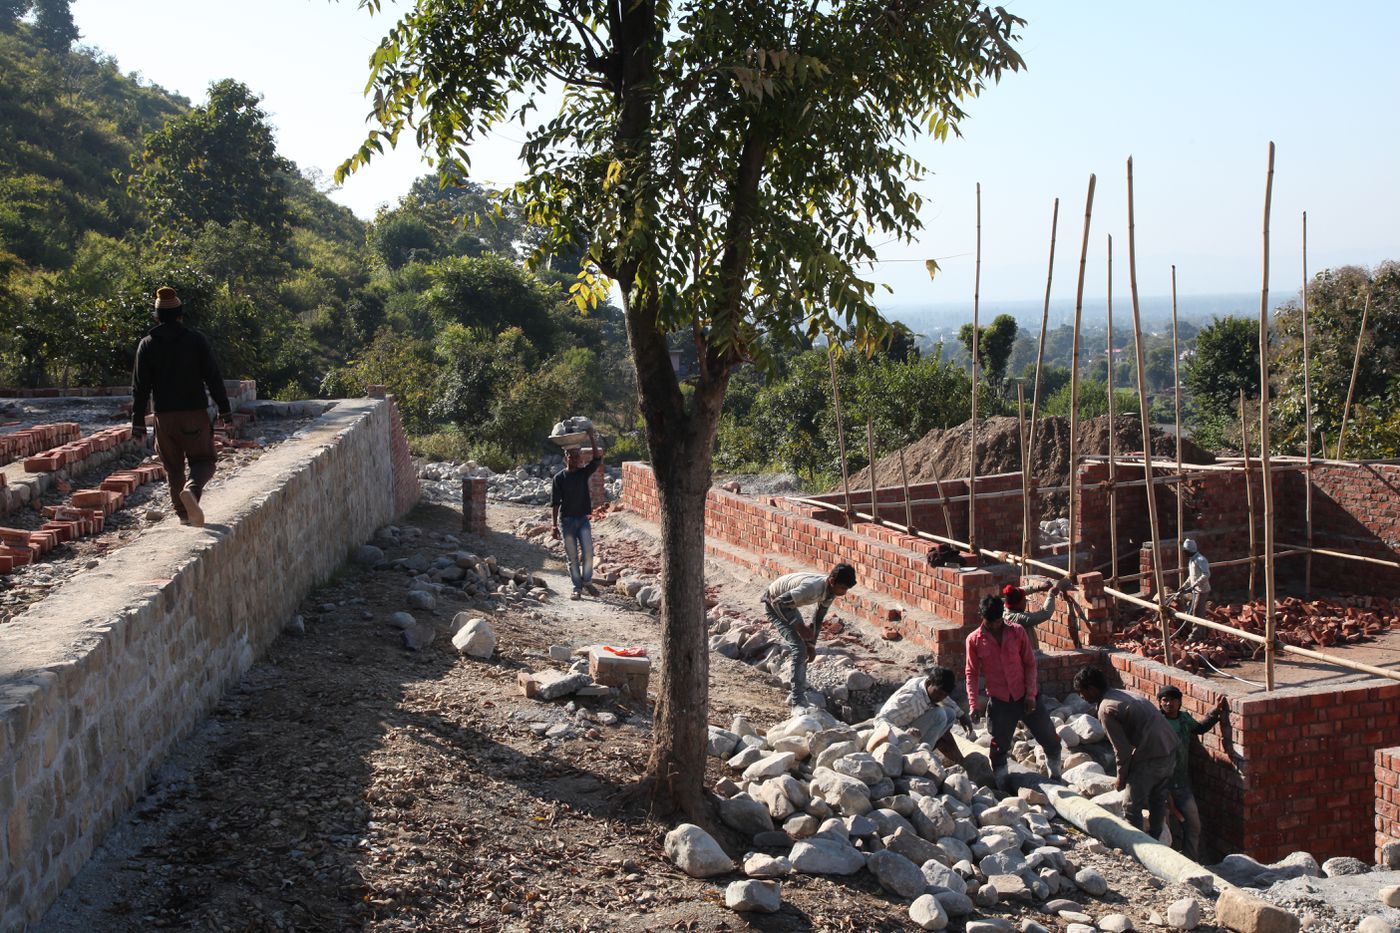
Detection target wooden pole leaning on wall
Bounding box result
[1239,390,1258,602]
[866,419,879,522]
[1067,173,1097,579]
[1301,211,1314,597]
[1335,289,1371,461]
[1126,157,1173,667]
[1028,197,1060,455]
[898,447,914,533]
[1171,266,1186,588]
[828,349,852,517]
[1258,141,1277,692]
[969,182,983,556]
[1106,234,1121,593]
[1018,383,1031,567]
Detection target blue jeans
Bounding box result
[764,599,810,706]
[560,516,594,591]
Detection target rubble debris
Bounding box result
[452,616,496,658]
[663,823,733,878]
[724,878,781,913]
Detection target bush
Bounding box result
[411,430,474,463]
[607,432,649,462]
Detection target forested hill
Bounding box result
[0,12,370,398]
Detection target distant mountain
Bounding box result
[883,292,1263,339]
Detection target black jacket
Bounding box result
[131,322,231,428]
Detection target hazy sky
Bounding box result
[72,1,1399,305]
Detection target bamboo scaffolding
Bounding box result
[898,447,914,532]
[1126,157,1173,666]
[781,493,1400,684]
[1028,198,1060,458]
[930,460,955,539]
[1302,211,1314,597]
[1018,383,1031,566]
[1335,289,1371,461]
[1239,390,1258,601]
[867,419,879,521]
[828,350,852,516]
[1171,266,1186,588]
[1106,235,1120,594]
[833,468,1228,510]
[969,183,982,555]
[1258,141,1277,691]
[1067,174,1096,578]
[1111,549,1307,583]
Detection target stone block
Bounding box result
[588,647,651,698]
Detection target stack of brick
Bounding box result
[0,461,165,573]
[21,426,132,474]
[462,477,488,535]
[0,422,81,468]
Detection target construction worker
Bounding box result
[1180,538,1211,618]
[1073,666,1180,840]
[131,285,231,528]
[762,564,856,711]
[875,665,974,766]
[966,595,1063,787]
[551,428,603,600]
[1002,578,1071,651]
[1157,685,1229,860]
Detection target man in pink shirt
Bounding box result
[965,594,1063,788]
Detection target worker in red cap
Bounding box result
[1002,578,1070,651]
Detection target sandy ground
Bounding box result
[36,499,1238,932]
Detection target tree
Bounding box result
[370,211,436,270]
[0,0,31,29]
[1185,316,1259,418]
[958,312,1017,395]
[32,0,77,51]
[423,253,559,350]
[344,0,1023,818]
[129,79,292,239]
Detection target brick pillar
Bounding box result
[581,449,605,510]
[462,477,488,534]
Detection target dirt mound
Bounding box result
[842,415,1214,513]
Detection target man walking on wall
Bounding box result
[966,594,1063,787]
[762,564,856,711]
[552,428,602,600]
[132,286,231,528]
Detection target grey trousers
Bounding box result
[1125,753,1176,839]
[764,600,809,706]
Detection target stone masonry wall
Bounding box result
[0,399,419,928]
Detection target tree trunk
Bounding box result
[643,443,714,820]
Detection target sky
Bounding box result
[71,1,1400,308]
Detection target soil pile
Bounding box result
[842,415,1214,512]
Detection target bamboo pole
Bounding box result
[1276,543,1400,570]
[1335,290,1371,461]
[1171,266,1186,588]
[828,349,852,517]
[1126,157,1173,667]
[1106,234,1120,594]
[898,447,914,533]
[1239,390,1258,602]
[1067,174,1096,578]
[1028,197,1060,456]
[1018,383,1031,566]
[1302,211,1314,597]
[1114,549,1306,582]
[1258,140,1277,691]
[867,418,879,522]
[969,182,982,556]
[931,465,955,539]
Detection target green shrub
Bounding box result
[411,430,474,462]
[607,432,649,462]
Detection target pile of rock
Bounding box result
[1006,696,1122,811]
[415,456,623,506]
[667,707,1175,927]
[358,524,552,611]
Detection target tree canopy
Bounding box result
[1185,315,1260,418]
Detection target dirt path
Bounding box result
[38,500,1212,932]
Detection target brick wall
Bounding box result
[1306,463,1400,594]
[0,398,419,928]
[1378,746,1400,863]
[462,477,488,535]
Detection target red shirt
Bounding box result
[965,621,1037,704]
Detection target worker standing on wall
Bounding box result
[551,428,603,600]
[966,595,1063,787]
[1073,666,1181,840]
[1002,578,1070,651]
[762,564,856,711]
[131,286,231,528]
[1157,685,1229,860]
